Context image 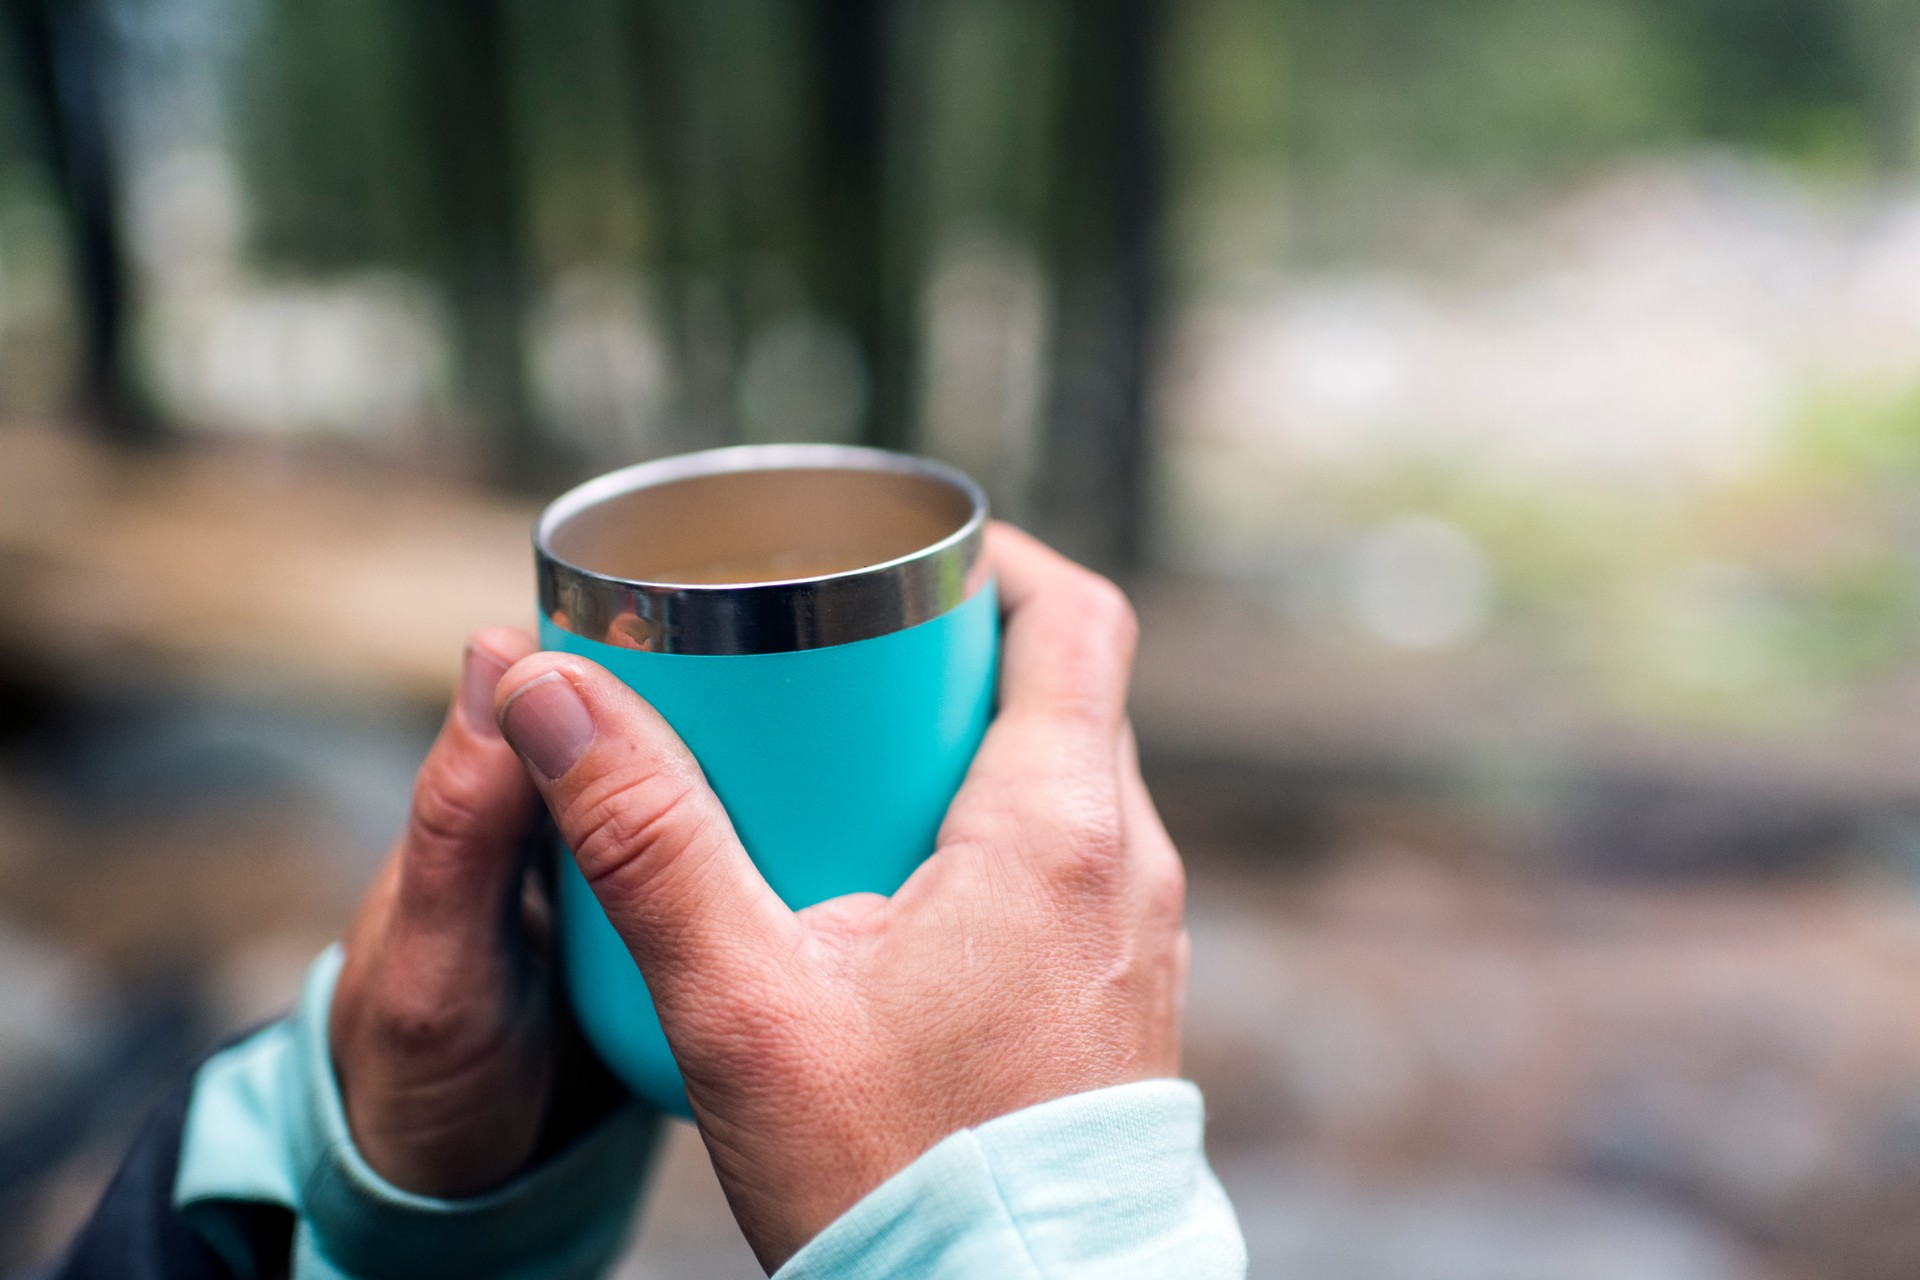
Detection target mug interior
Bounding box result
[545,465,975,587]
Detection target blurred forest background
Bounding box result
[10,1,1920,1277]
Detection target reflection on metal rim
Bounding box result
[535,444,989,655]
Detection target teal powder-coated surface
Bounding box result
[544,583,1000,1117]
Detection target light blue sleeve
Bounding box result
[174,946,1245,1280]
[172,945,660,1280]
[775,1080,1247,1280]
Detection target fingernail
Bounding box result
[499,673,594,780]
[459,645,511,738]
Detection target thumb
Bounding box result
[391,628,541,944]
[493,653,796,995]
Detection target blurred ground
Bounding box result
[9,424,1920,1278]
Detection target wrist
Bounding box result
[176,945,662,1280]
[774,1080,1246,1280]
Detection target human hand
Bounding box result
[328,628,577,1197]
[493,524,1189,1269]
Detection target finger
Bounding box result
[1117,722,1180,878]
[494,653,797,993]
[1114,727,1188,1077]
[988,523,1137,741]
[1163,927,1192,1074]
[940,526,1136,881]
[1120,722,1188,1076]
[1118,720,1186,931]
[393,628,543,942]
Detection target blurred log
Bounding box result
[0,425,534,704]
[10,418,1920,868]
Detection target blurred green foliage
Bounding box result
[235,0,424,271]
[1298,374,1920,731]
[224,0,1919,294]
[13,0,1920,681]
[1269,0,1911,176]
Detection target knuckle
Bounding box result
[1066,570,1137,657]
[668,977,811,1080]
[365,982,463,1058]
[1050,670,1117,729]
[1082,572,1139,651]
[1042,576,1136,728]
[934,813,1002,867]
[567,766,707,893]
[469,624,533,656]
[1045,793,1128,888]
[1071,801,1127,862]
[408,753,499,850]
[1142,853,1187,927]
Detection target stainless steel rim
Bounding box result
[535,444,989,655]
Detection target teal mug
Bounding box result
[533,445,999,1117]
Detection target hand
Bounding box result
[329,628,573,1197]
[493,524,1189,1269]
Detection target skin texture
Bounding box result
[329,523,1189,1271]
[329,627,558,1198]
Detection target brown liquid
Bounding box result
[549,466,970,586]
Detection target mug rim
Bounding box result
[534,444,990,656]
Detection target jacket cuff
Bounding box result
[176,945,659,1280]
[775,1080,1246,1280]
